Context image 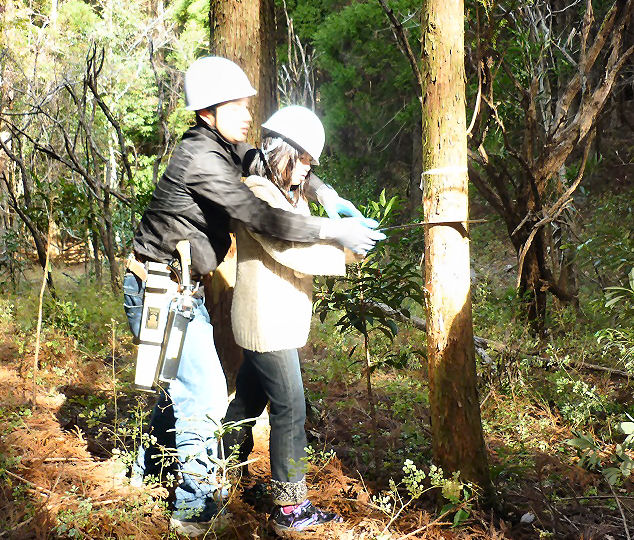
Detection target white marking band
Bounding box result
[420,166,468,189]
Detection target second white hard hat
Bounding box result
[184,56,256,111]
[262,105,325,165]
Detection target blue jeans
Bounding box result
[123,271,229,520]
[223,348,308,505]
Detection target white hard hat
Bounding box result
[262,105,325,165]
[184,56,256,111]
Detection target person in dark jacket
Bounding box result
[123,56,384,537]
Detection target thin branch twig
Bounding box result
[33,207,53,406]
[377,0,423,102]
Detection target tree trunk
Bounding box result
[90,226,102,288]
[210,0,276,142]
[420,0,491,496]
[96,210,119,293]
[208,0,277,392]
[519,244,547,334]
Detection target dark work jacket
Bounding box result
[133,122,324,276]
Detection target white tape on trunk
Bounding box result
[420,165,468,189]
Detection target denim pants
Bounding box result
[123,271,229,520]
[223,348,308,505]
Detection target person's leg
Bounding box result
[124,271,177,484]
[243,349,308,504]
[122,271,143,340]
[141,390,178,479]
[222,353,269,467]
[167,298,229,523]
[245,349,342,533]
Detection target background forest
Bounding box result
[0,0,633,538]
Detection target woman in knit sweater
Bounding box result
[225,106,366,535]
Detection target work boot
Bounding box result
[169,491,230,537]
[269,499,343,536]
[169,513,231,537]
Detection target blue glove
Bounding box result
[330,197,364,218]
[317,185,364,219]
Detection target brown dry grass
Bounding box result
[2,293,631,539]
[0,321,505,539]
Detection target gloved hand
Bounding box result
[319,217,387,254]
[316,185,364,219]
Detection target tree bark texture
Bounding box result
[210,0,277,142]
[208,0,277,392]
[420,0,491,493]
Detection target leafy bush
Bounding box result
[372,460,473,530]
[43,299,87,339]
[0,229,28,288]
[554,375,607,427]
[568,417,634,486]
[596,267,634,373]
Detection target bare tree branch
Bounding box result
[516,131,594,289]
[377,0,423,103]
[85,45,134,189]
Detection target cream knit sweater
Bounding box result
[231,175,347,353]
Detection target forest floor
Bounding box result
[1,175,633,538]
[0,260,632,539]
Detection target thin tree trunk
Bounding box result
[102,192,120,292]
[519,246,547,334]
[364,331,380,475]
[96,210,118,292]
[420,0,491,496]
[3,187,55,294]
[90,220,103,288]
[33,216,53,406]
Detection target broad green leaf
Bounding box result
[387,319,399,336]
[566,436,597,451]
[453,508,470,527]
[602,467,621,485]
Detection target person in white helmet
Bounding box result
[123,58,384,536]
[224,105,361,535]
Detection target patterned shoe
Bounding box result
[269,499,343,536]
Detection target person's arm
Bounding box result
[245,179,346,276]
[187,149,385,253]
[305,172,365,219]
[303,172,325,201]
[188,148,322,242]
[235,142,260,176]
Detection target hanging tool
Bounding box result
[156,240,194,384]
[134,240,195,392]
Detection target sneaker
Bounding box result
[169,514,230,537]
[170,495,231,537]
[269,500,343,536]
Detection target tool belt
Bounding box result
[125,252,204,291]
[125,253,149,282]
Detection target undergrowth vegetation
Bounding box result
[1,186,633,538]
